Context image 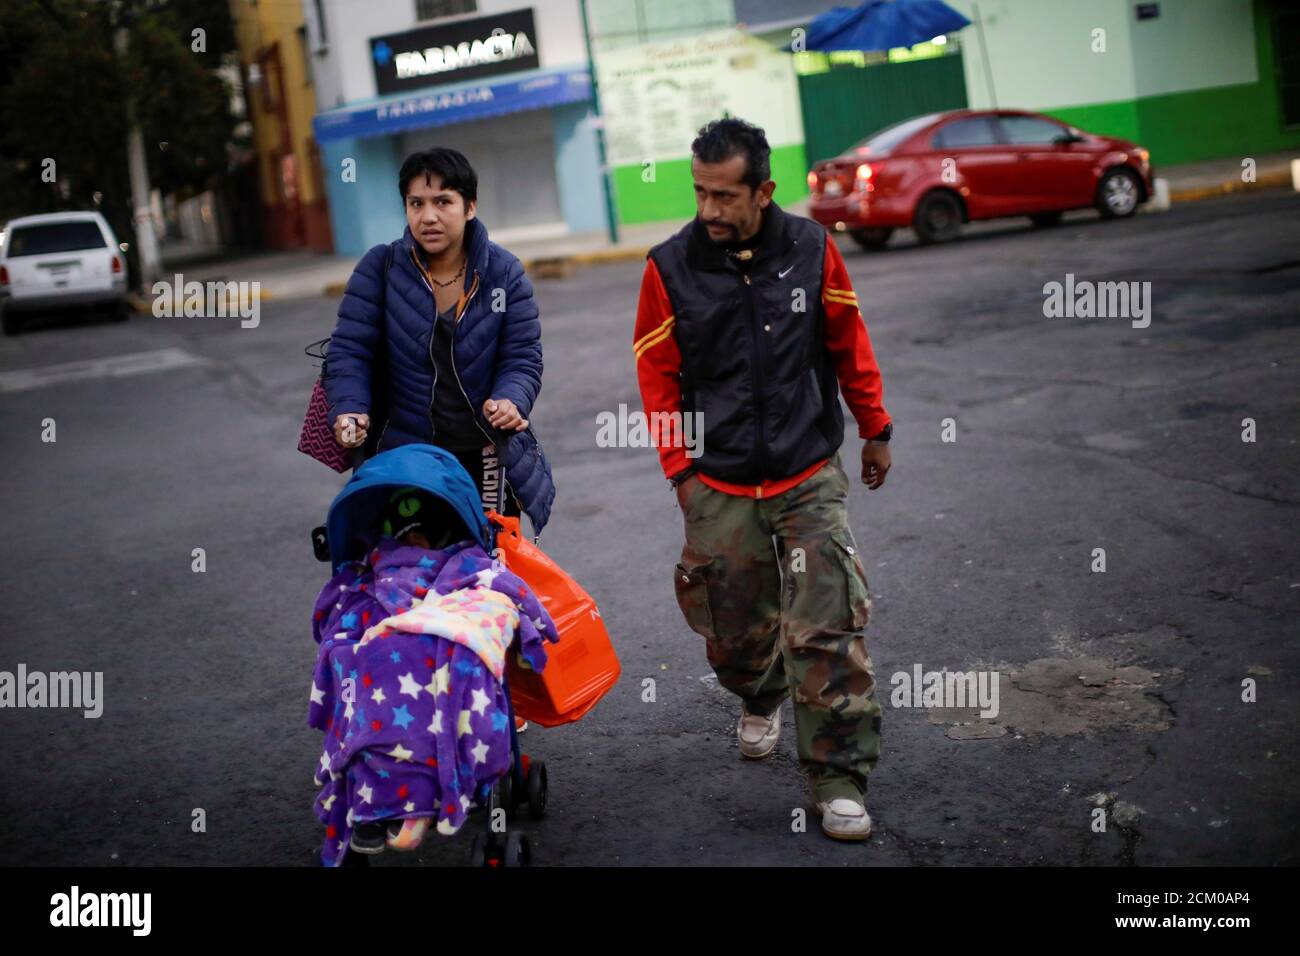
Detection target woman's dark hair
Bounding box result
[398,147,478,205]
[691,118,771,191]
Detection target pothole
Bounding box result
[927,656,1179,739]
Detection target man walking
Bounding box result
[633,119,893,840]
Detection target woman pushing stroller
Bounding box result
[312,147,563,865]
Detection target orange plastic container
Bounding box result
[488,512,620,727]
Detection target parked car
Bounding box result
[808,109,1153,249]
[0,211,129,334]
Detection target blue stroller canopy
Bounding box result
[325,443,491,570]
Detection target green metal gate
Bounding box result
[797,49,970,165]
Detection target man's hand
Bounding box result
[861,441,891,489]
[483,398,528,432]
[673,473,701,510]
[333,413,369,448]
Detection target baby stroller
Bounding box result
[311,443,619,867]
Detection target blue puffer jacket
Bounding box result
[324,217,555,533]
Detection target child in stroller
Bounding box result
[307,446,559,867]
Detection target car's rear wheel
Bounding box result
[1030,211,1064,228]
[848,227,893,251]
[913,192,963,244]
[109,300,130,322]
[1,312,21,336]
[1096,167,1141,219]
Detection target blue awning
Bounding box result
[312,66,591,143]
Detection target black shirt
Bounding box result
[429,299,487,451]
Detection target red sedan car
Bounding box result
[808,109,1153,249]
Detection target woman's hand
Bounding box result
[333,412,369,448]
[483,398,528,432]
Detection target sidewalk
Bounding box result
[132,153,1297,308]
[1164,149,1298,201]
[140,216,703,310]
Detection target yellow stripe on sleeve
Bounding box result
[633,314,675,352]
[634,319,675,360]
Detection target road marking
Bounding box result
[0,347,208,394]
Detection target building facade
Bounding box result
[947,0,1300,165]
[230,0,335,252]
[303,0,606,257]
[741,0,1298,171]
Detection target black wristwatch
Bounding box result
[866,423,893,443]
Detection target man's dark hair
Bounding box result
[691,118,772,191]
[398,147,478,205]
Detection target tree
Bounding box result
[0,0,239,286]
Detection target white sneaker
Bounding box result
[814,797,873,841]
[737,708,780,759]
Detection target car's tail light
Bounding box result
[854,163,874,192]
[0,266,8,286]
[111,255,122,274]
[807,170,819,192]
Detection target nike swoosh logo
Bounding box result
[778,265,794,278]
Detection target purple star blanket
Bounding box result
[308,537,558,866]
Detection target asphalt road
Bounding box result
[1,192,1296,867]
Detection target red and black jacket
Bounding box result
[634,202,890,488]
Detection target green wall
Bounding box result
[1042,101,1142,146]
[797,52,970,167]
[611,142,809,226]
[1044,0,1299,165]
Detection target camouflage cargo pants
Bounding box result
[673,453,882,803]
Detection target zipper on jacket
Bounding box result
[410,246,447,443]
[413,251,521,522]
[448,270,521,514]
[731,262,768,477]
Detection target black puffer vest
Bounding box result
[649,203,844,484]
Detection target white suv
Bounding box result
[0,211,130,335]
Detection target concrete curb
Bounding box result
[551,245,653,267]
[1168,170,1292,204]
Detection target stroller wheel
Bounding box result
[497,765,515,816]
[469,834,488,868]
[526,760,549,820]
[503,831,531,867]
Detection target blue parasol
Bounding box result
[799,0,971,53]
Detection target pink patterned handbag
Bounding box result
[298,246,391,473]
[297,343,353,473]
[298,345,352,473]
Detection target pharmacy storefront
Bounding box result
[311,5,606,257]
